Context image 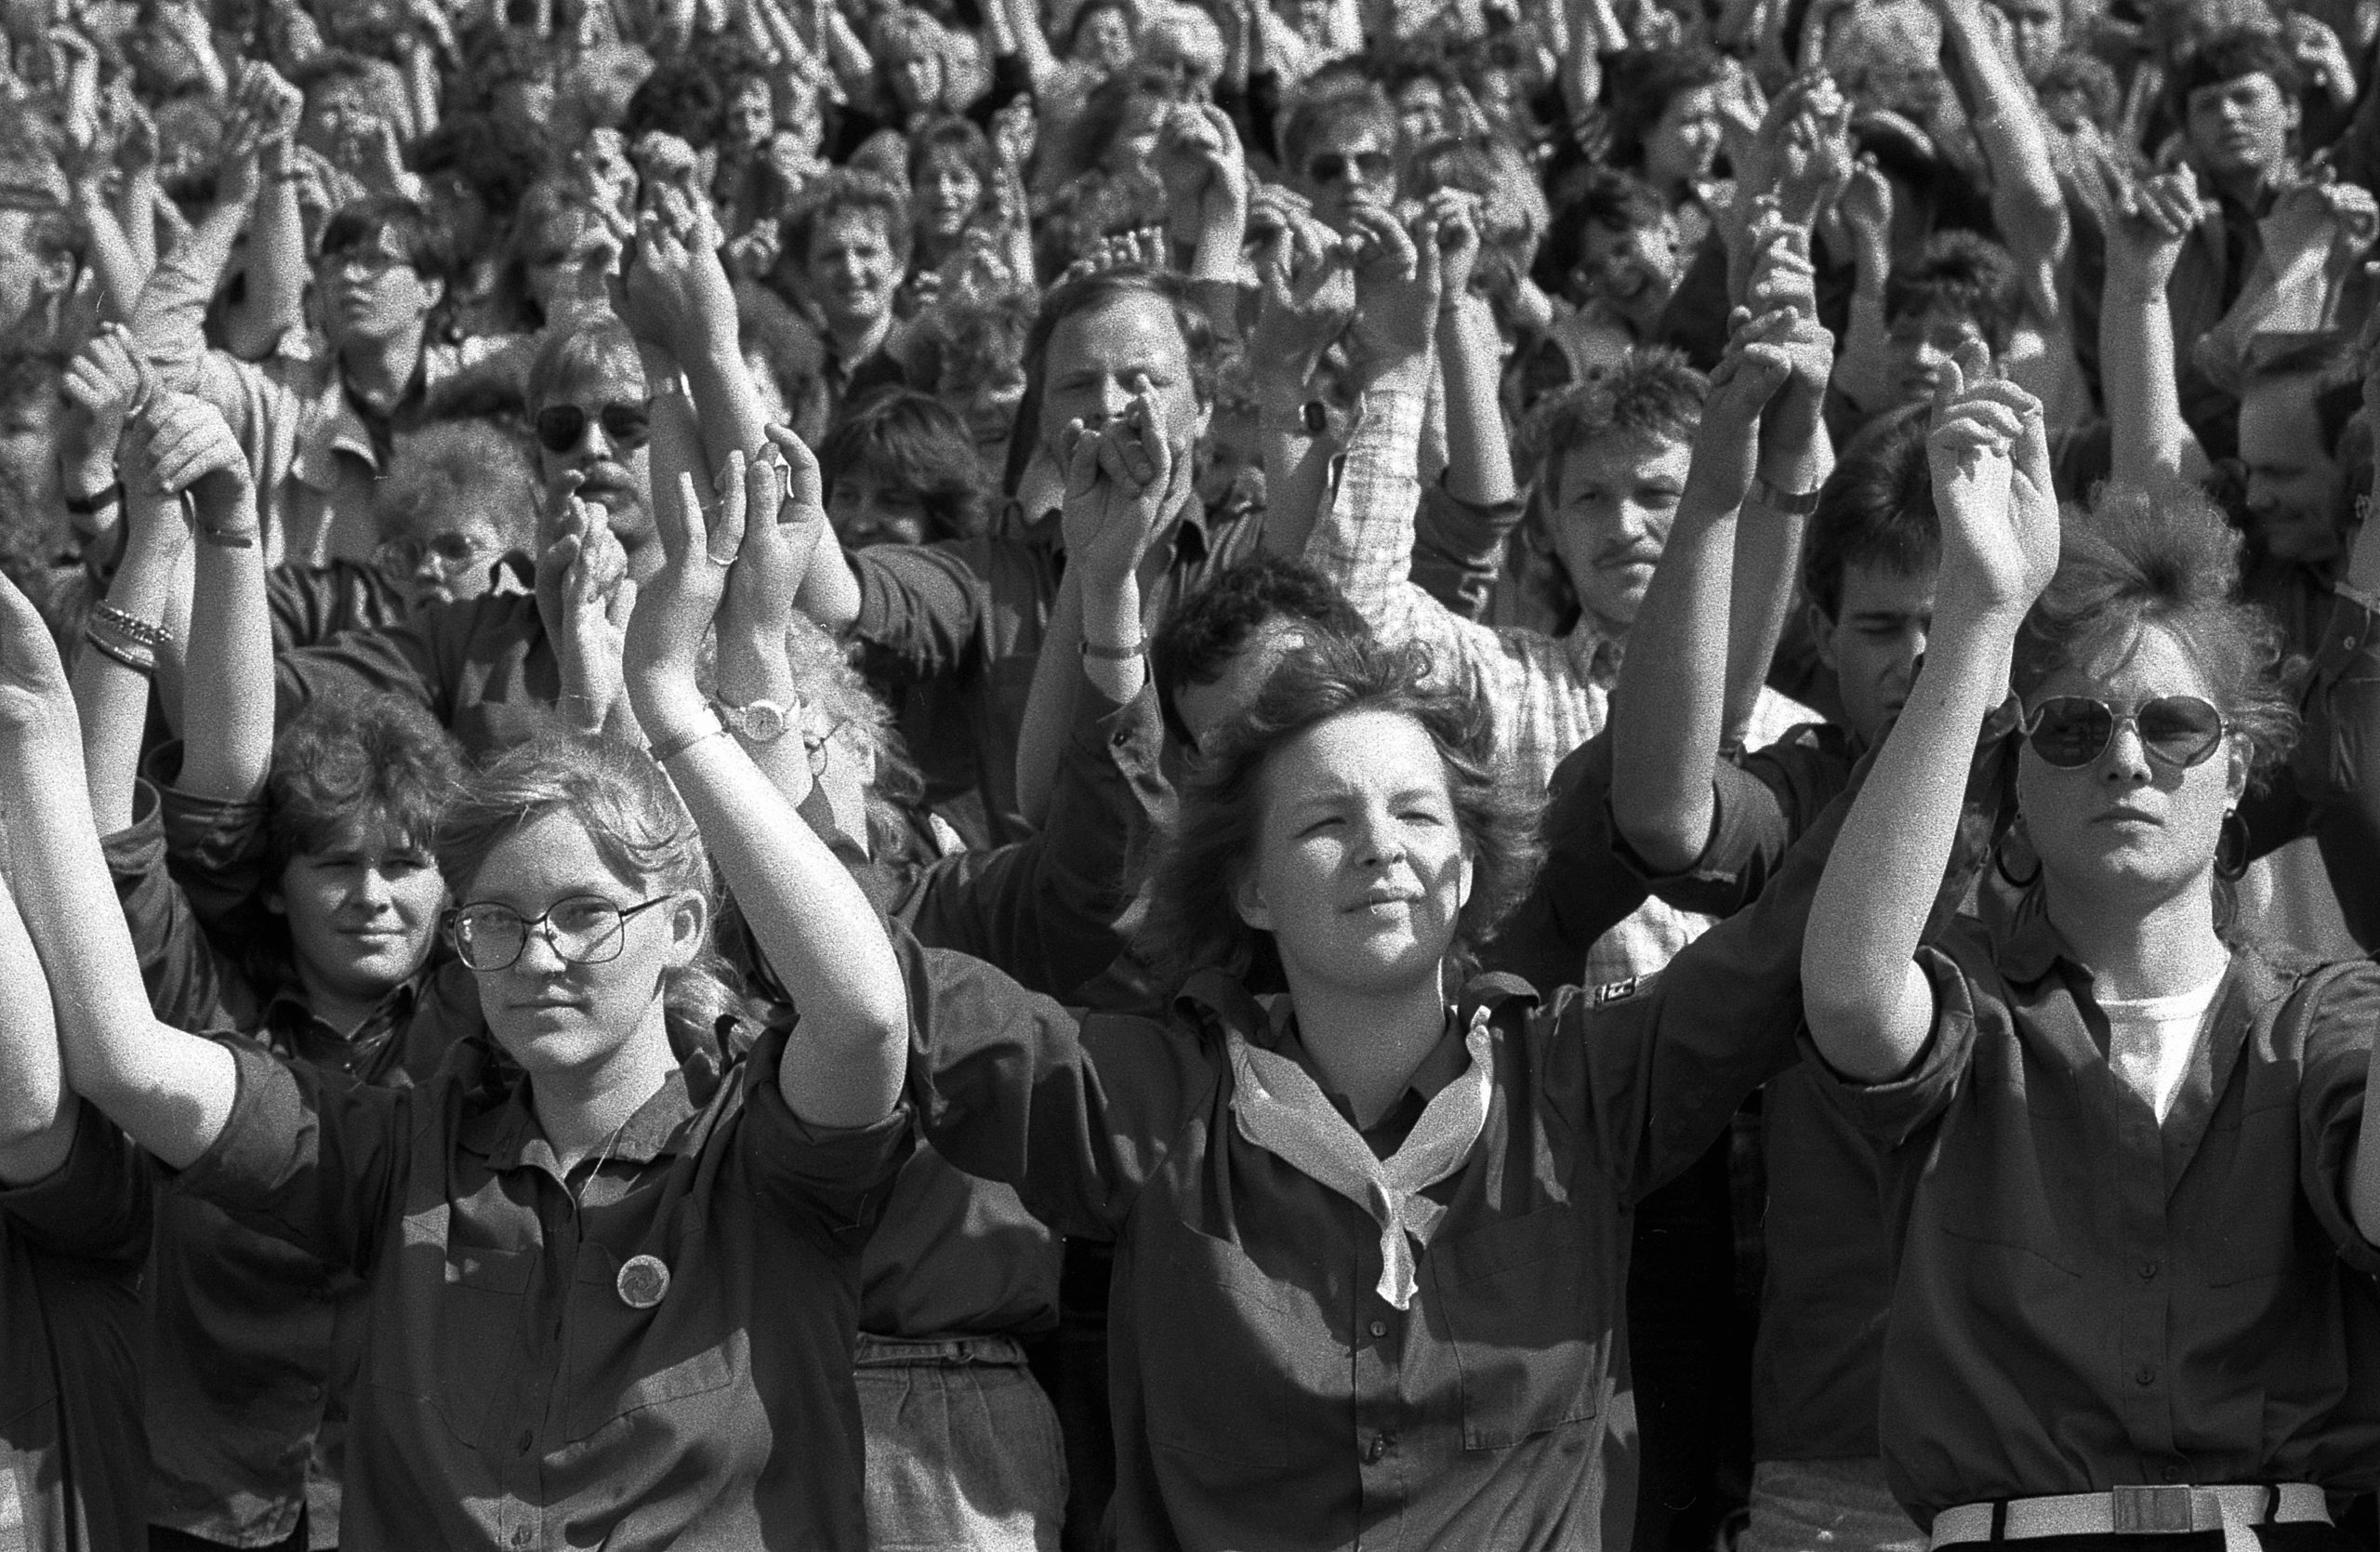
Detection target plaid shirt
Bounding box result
[1306,382,1815,988]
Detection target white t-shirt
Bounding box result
[2097,974,2227,1122]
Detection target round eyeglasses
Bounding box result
[2019,695,2228,771]
[447,894,671,973]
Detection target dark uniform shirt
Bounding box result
[1815,912,2380,1526]
[271,590,558,762]
[0,1106,152,1552]
[173,1024,909,1550]
[894,771,1846,1552]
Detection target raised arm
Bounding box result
[1250,191,1354,561]
[710,425,828,803]
[0,868,73,1185]
[1012,369,1174,827]
[1608,305,1797,873]
[171,396,273,804]
[1429,189,1518,517]
[1937,0,2069,321]
[226,64,311,361]
[0,572,239,1171]
[128,110,264,407]
[626,447,907,1131]
[1803,353,2055,1081]
[2098,166,2210,489]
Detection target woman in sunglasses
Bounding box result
[1803,364,2380,1552]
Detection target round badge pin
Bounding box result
[616,1254,670,1309]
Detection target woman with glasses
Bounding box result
[1803,366,2380,1552]
[369,419,541,612]
[0,441,913,1548]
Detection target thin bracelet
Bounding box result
[1081,635,1146,664]
[82,626,155,677]
[199,526,259,549]
[93,604,173,650]
[650,717,728,763]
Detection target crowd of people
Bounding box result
[2,0,2380,1542]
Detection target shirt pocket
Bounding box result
[1428,1208,1603,1452]
[1139,1212,1318,1469]
[559,1240,737,1443]
[371,1241,535,1448]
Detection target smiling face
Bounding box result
[1544,431,1693,637]
[1233,709,1474,999]
[827,471,932,548]
[806,206,902,335]
[1886,304,1990,408]
[1580,213,1683,314]
[915,143,983,243]
[724,78,775,155]
[1642,83,1724,196]
[2016,621,2246,911]
[461,809,702,1081]
[272,820,448,1012]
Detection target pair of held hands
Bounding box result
[1250,186,1489,384]
[61,324,258,550]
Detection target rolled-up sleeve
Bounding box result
[2290,960,2380,1274]
[0,1104,151,1267]
[907,678,1170,1001]
[1805,943,1974,1146]
[103,780,256,1034]
[740,1023,915,1242]
[172,1041,411,1277]
[2294,593,2380,947]
[899,933,1213,1240]
[851,543,989,685]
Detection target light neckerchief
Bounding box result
[1225,1004,1496,1310]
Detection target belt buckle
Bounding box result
[2110,1486,2202,1534]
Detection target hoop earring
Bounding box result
[2215,808,2250,882]
[1993,819,2042,891]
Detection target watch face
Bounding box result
[739,700,788,742]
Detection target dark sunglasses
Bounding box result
[1305,150,1394,185]
[2020,695,2228,770]
[533,402,652,455]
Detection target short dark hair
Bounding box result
[2170,27,2304,117]
[1604,45,1727,173]
[2241,331,2363,458]
[906,113,995,195]
[524,318,645,419]
[1514,345,1706,490]
[1152,555,1372,749]
[321,196,446,282]
[1141,633,1540,987]
[1802,407,1939,622]
[266,692,465,880]
[1062,0,1135,55]
[819,388,988,543]
[1540,167,1668,297]
[1884,230,2021,357]
[784,169,913,272]
[2015,480,2298,781]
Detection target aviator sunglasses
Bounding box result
[2019,695,2228,770]
[533,401,654,456]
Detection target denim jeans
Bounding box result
[1740,1457,1925,1552]
[855,1334,1068,1552]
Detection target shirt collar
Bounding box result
[261,966,433,1077]
[459,1057,707,1176]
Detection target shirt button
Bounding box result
[2135,1366,2157,1386]
[2162,1464,2184,1482]
[1368,1320,1389,1339]
[1364,1434,1387,1463]
[2138,1260,2159,1280]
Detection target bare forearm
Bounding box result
[178,533,274,804]
[2103,286,2204,487]
[75,536,186,833]
[71,180,147,323]
[1435,295,1516,507]
[0,736,236,1170]
[0,877,73,1184]
[1609,487,1742,871]
[1724,491,1808,744]
[655,730,906,1126]
[1803,606,2015,1078]
[1013,571,1086,829]
[238,156,308,354]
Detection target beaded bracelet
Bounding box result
[93,604,173,651]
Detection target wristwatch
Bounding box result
[712,697,794,744]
